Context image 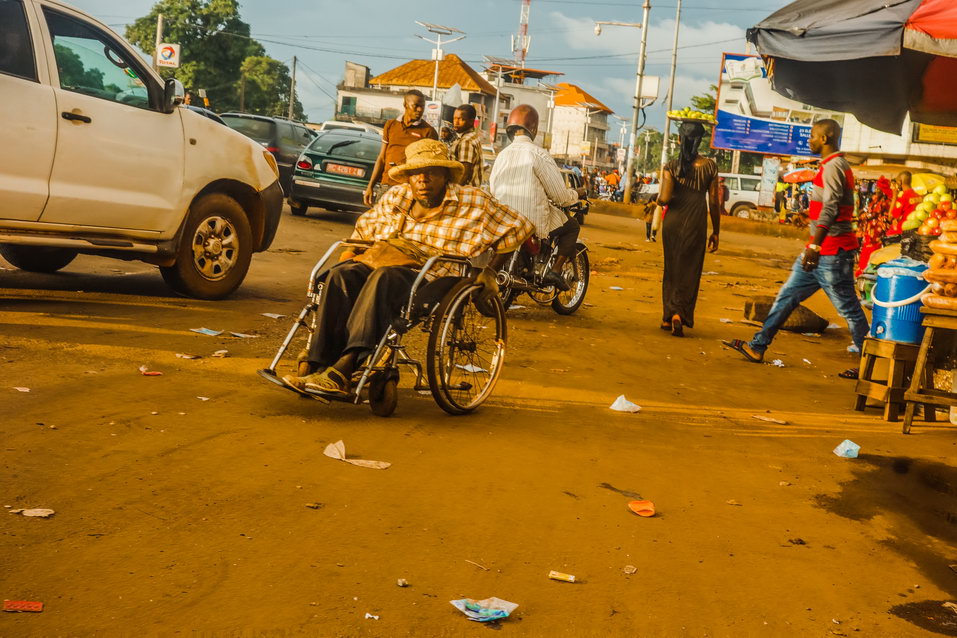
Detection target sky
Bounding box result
[70,0,792,138]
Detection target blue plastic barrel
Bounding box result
[870,258,930,344]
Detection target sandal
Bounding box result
[722,338,763,363]
[671,314,684,338]
[660,321,671,331]
[838,367,859,380]
[302,367,351,397]
[280,373,329,403]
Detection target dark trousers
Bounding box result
[307,262,417,367]
[550,217,580,258]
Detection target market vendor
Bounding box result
[856,176,893,277]
[888,171,922,238]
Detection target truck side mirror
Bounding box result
[163,78,185,113]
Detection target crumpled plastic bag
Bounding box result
[610,395,641,413]
[450,597,518,622]
[323,440,390,470]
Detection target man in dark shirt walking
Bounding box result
[363,89,438,205]
[724,119,869,375]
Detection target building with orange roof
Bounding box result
[548,82,615,167]
[335,55,497,136]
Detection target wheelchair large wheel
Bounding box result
[552,246,589,316]
[427,280,507,415]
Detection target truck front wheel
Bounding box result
[160,194,253,300]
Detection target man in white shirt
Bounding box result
[489,105,584,290]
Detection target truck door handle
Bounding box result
[61,112,92,124]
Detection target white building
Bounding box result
[547,83,614,168]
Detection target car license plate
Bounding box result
[326,163,365,178]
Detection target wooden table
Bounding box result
[902,307,957,433]
[854,337,922,422]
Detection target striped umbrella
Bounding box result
[747,0,957,133]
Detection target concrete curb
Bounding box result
[589,200,808,240]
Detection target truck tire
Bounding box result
[289,202,308,216]
[0,245,77,273]
[160,194,252,300]
[731,202,753,218]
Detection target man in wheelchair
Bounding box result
[283,139,534,397]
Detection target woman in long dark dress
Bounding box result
[657,121,720,337]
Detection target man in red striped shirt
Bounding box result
[724,119,869,373]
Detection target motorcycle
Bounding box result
[496,223,590,316]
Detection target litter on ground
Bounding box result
[833,439,861,458]
[323,440,391,470]
[752,415,789,425]
[190,328,222,336]
[627,500,656,517]
[13,387,30,393]
[2,600,43,613]
[261,313,286,319]
[450,597,519,623]
[610,395,641,413]
[9,508,55,518]
[138,365,163,376]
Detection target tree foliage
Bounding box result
[125,0,304,118]
[240,56,303,119]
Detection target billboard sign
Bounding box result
[712,54,844,157]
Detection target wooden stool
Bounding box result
[854,337,921,422]
[902,307,957,434]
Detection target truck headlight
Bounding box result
[262,151,280,179]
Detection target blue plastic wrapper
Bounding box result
[833,439,861,459]
[450,597,518,622]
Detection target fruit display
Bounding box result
[903,184,954,236]
[667,107,716,124]
[920,218,957,310]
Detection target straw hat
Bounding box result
[388,139,465,183]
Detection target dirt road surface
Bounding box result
[3,208,957,637]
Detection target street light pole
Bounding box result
[416,22,465,102]
[595,7,650,204]
[659,0,682,177]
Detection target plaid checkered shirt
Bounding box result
[450,129,485,188]
[351,182,533,277]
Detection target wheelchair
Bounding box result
[257,239,507,417]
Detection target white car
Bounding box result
[0,0,283,299]
[720,173,762,217]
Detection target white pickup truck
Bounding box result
[0,0,283,299]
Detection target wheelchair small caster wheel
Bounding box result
[369,373,398,417]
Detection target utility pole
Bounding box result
[153,13,164,72]
[490,66,503,147]
[596,8,650,204]
[239,71,246,112]
[658,0,682,177]
[416,22,465,101]
[288,55,297,120]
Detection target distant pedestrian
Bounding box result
[450,104,484,187]
[363,89,438,206]
[656,121,720,337]
[724,119,868,377]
